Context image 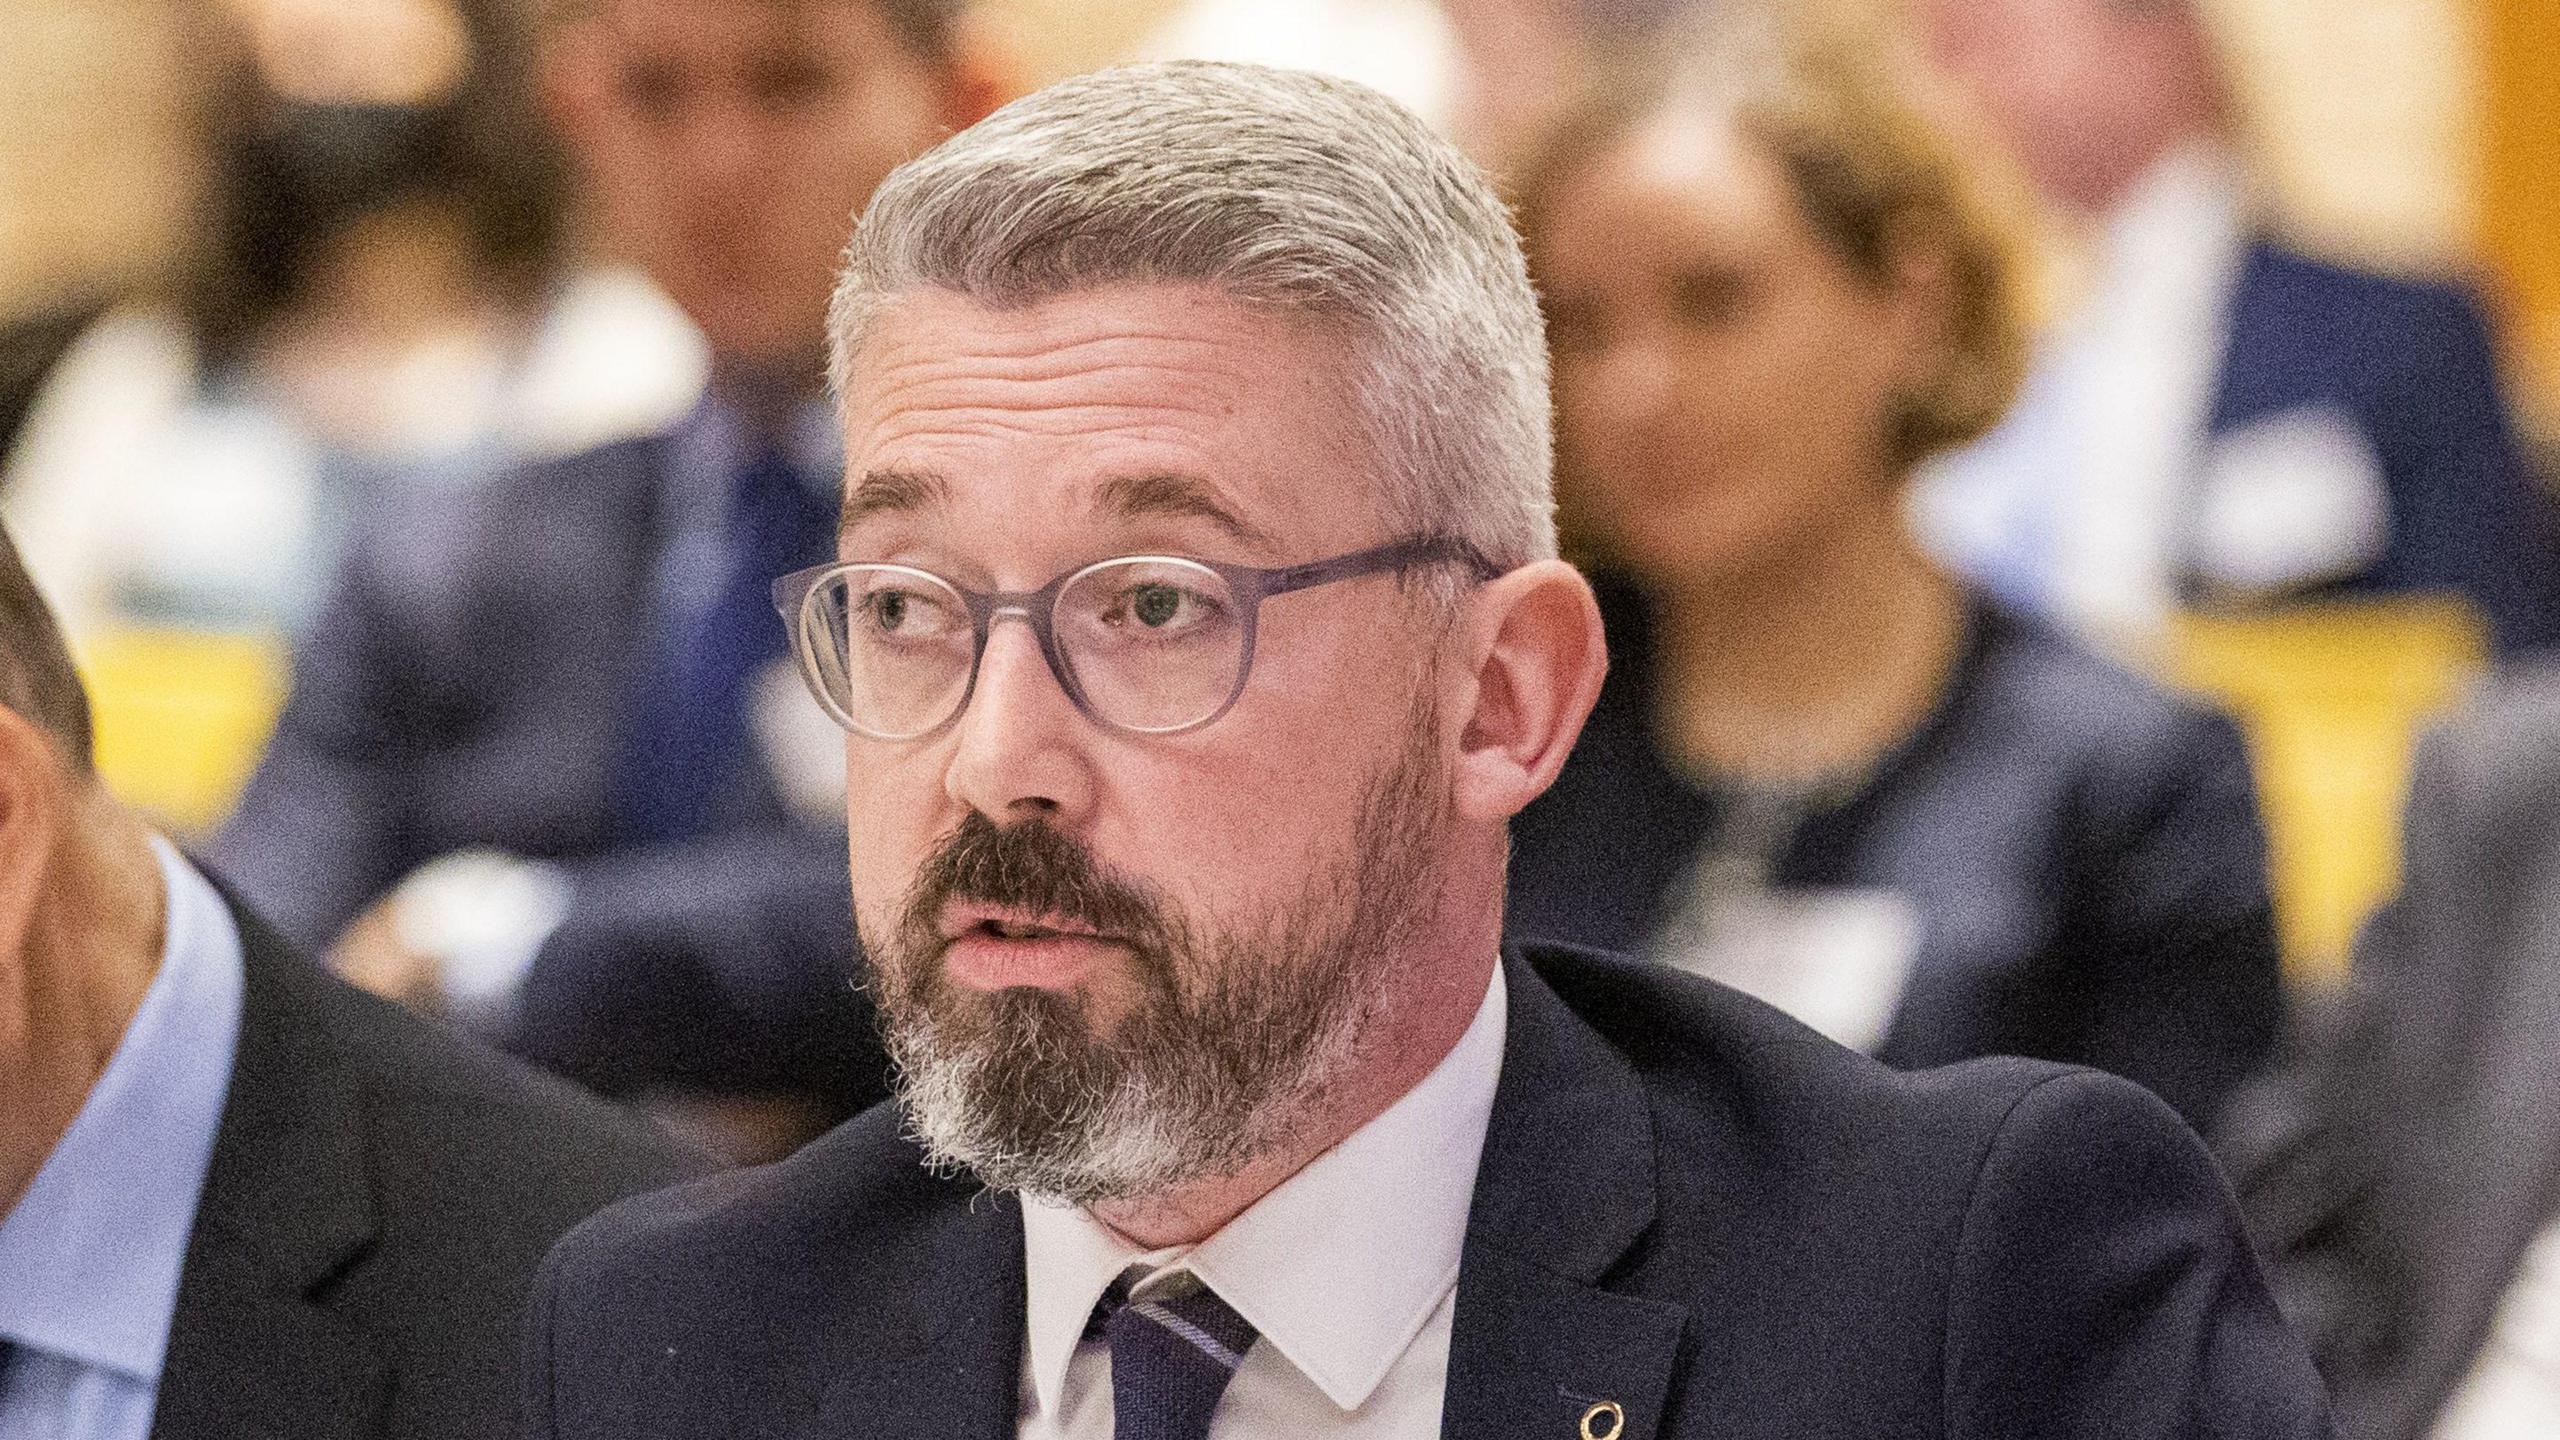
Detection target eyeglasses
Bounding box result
[771,535,1500,740]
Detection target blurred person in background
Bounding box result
[0,521,706,1439]
[1911,0,2560,656]
[2225,667,2560,1440]
[3,0,704,642]
[1506,0,2284,1132]
[208,0,998,1158]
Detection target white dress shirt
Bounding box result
[1910,144,2251,648]
[1018,962,1508,1438]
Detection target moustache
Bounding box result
[900,813,1178,961]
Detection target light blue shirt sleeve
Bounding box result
[0,839,245,1439]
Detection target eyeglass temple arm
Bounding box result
[1259,536,1501,596]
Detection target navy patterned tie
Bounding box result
[617,444,837,844]
[1095,1274,1261,1440]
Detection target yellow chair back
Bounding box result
[78,626,289,839]
[2158,599,2486,983]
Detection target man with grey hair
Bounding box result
[526,61,2328,1438]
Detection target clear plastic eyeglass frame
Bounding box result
[770,534,1500,740]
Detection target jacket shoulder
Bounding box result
[1521,942,2088,1134]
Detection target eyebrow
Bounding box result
[840,467,950,537]
[839,466,1277,554]
[1091,472,1276,553]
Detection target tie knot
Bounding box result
[1100,1272,1261,1440]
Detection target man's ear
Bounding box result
[1444,560,1609,824]
[0,705,67,971]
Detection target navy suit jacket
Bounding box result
[2205,242,2560,653]
[208,430,888,1112]
[524,944,2329,1438]
[1510,578,2283,1132]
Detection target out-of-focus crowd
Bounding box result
[4,1,2557,1435]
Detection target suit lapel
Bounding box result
[151,902,386,1440]
[811,1182,1027,1439]
[1442,951,1688,1440]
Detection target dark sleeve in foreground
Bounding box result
[2065,705,2285,1132]
[1945,1069,2333,1438]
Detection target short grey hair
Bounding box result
[827,61,1556,570]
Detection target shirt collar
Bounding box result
[2081,141,2250,339]
[0,838,245,1381]
[1021,960,1507,1417]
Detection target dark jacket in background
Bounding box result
[2227,664,2560,1440]
[2205,243,2560,653]
[1509,575,2283,1131]
[523,944,2330,1439]
[207,431,888,1115]
[153,891,710,1439]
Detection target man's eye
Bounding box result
[748,57,837,113]
[617,62,685,123]
[859,588,952,635]
[1101,583,1222,634]
[1669,265,1755,328]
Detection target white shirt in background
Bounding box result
[1910,144,2252,650]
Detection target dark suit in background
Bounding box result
[154,890,708,1439]
[1510,576,2284,1132]
[525,944,2329,1439]
[208,423,888,1117]
[2228,664,2560,1440]
[2204,243,2560,653]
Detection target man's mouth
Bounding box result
[977,917,1090,941]
[940,904,1113,946]
[936,905,1124,992]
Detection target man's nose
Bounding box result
[942,616,1095,825]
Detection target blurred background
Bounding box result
[4,0,2550,982]
[13,2,2560,1426]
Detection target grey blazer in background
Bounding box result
[2228,663,2560,1440]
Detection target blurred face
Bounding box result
[556,0,958,372]
[1920,0,2220,212]
[836,284,1456,1204]
[1539,110,1931,596]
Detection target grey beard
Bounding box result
[864,703,1447,1207]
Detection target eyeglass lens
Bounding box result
[797,558,1250,738]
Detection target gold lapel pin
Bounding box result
[1580,1399,1625,1440]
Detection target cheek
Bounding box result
[844,750,949,910]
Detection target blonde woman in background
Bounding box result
[1506,0,2285,1131]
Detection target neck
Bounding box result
[1650,502,1964,785]
[1091,857,1504,1249]
[2,794,166,1216]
